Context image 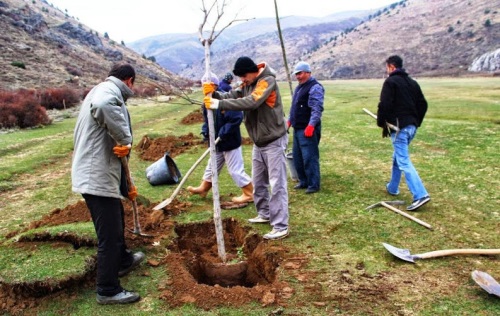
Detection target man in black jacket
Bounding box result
[377,55,430,211]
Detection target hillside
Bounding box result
[0,0,186,91]
[303,0,500,79]
[129,10,370,76]
[179,17,365,80]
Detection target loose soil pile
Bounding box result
[181,109,204,125]
[136,133,204,161]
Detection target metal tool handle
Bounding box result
[120,156,141,232]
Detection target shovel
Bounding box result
[153,137,220,211]
[121,156,153,237]
[382,243,500,264]
[471,270,500,298]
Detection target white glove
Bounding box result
[203,96,219,110]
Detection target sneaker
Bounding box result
[96,290,140,305]
[263,228,289,240]
[407,196,431,211]
[386,183,399,196]
[118,252,145,277]
[248,216,270,223]
[293,184,306,190]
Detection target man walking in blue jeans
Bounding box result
[287,61,324,194]
[377,55,430,211]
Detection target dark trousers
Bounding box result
[293,123,321,191]
[83,194,134,296]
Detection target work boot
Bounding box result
[187,180,212,198]
[232,183,254,203]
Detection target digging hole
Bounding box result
[170,218,281,288]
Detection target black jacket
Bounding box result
[377,69,427,129]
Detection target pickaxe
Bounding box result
[362,108,400,133]
[366,200,433,230]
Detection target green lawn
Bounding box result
[0,77,499,315]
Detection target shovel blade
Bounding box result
[127,228,154,238]
[153,198,172,211]
[382,243,416,263]
[472,270,500,298]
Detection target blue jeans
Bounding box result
[387,125,429,201]
[293,124,321,191]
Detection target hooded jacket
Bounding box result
[72,76,133,199]
[214,63,287,147]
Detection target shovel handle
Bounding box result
[380,202,433,230]
[152,137,220,211]
[415,249,500,259]
[119,156,143,233]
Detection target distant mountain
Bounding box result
[130,0,499,80]
[129,10,371,76]
[0,0,184,90]
[179,17,366,80]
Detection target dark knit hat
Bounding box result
[233,56,258,76]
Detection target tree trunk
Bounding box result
[274,0,293,97]
[203,40,227,263]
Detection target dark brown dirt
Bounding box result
[136,133,204,161]
[181,108,205,125]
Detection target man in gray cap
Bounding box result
[202,56,289,240]
[287,61,324,194]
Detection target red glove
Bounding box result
[128,186,138,200]
[287,120,291,129]
[304,125,315,137]
[113,144,131,157]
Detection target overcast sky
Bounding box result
[47,0,397,43]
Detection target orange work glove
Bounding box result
[304,125,315,137]
[203,96,219,110]
[202,82,216,95]
[128,186,138,200]
[113,144,131,157]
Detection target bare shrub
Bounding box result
[39,88,81,110]
[65,65,83,77]
[0,90,51,129]
[132,85,158,98]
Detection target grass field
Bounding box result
[0,77,499,315]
